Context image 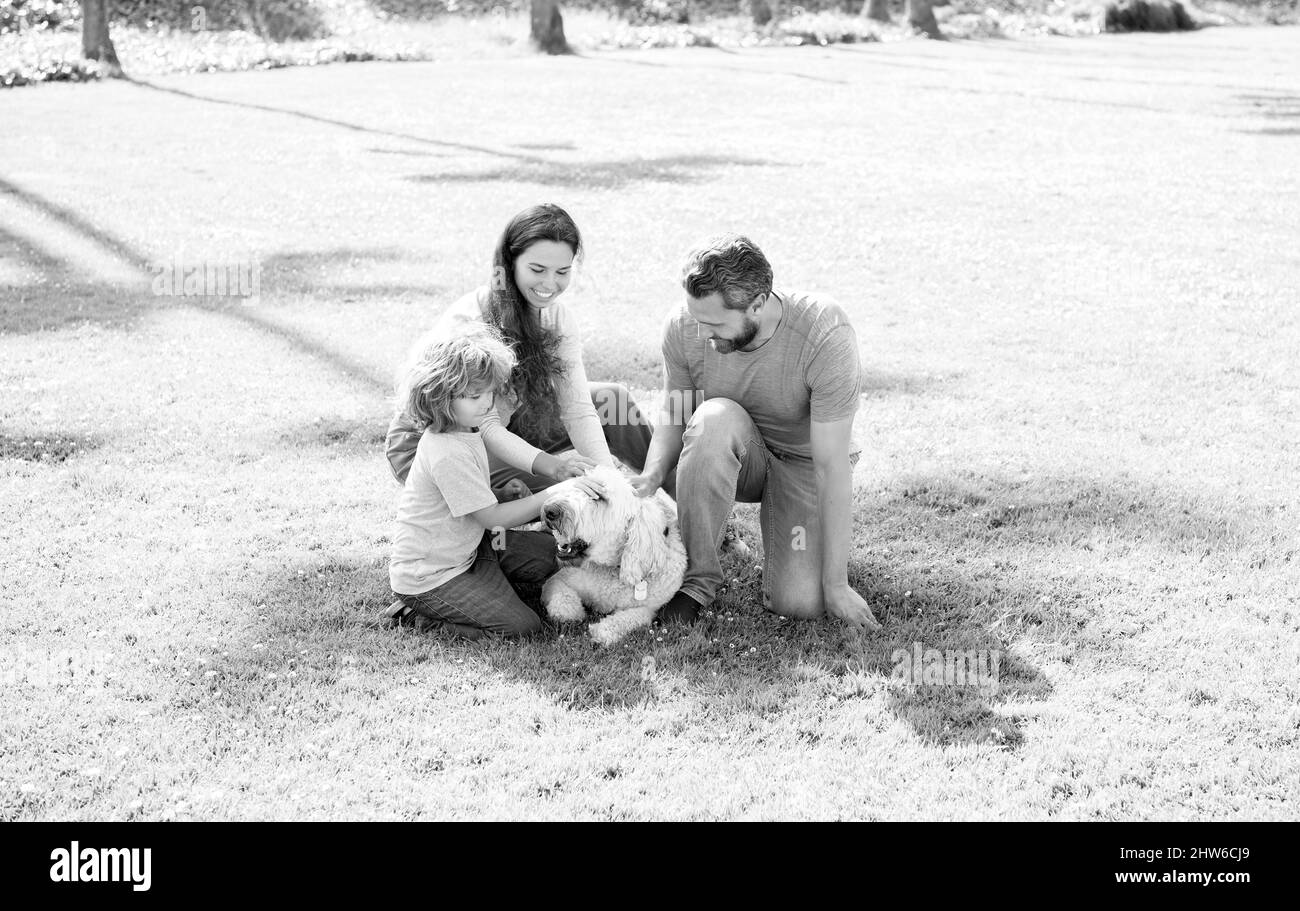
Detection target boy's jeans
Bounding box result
[396,530,556,640]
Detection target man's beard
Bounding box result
[711,316,760,354]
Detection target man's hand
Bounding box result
[548,451,597,481]
[824,584,881,632]
[628,473,661,498]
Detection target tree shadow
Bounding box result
[234,538,1049,750]
[255,247,450,303]
[511,142,578,151]
[213,458,1272,752]
[185,296,392,392]
[1232,92,1300,135]
[0,429,105,463]
[128,81,549,164]
[918,82,1175,114]
[0,226,152,335]
[0,176,426,397]
[0,175,151,270]
[1235,127,1300,136]
[367,147,452,158]
[275,415,391,454]
[872,469,1275,555]
[405,154,777,190]
[594,52,849,85]
[860,367,965,398]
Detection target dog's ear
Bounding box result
[619,496,670,587]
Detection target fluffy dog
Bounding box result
[540,465,686,646]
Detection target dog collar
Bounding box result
[633,580,647,601]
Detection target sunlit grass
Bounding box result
[2,26,1298,819]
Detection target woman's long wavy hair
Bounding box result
[484,203,580,443]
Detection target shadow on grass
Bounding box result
[368,147,452,158]
[405,154,777,190]
[276,415,390,454]
[186,296,392,392]
[128,81,551,164]
[0,228,153,335]
[918,82,1174,114]
[0,176,150,271]
[594,53,849,86]
[1232,92,1300,135]
[233,545,1044,750]
[874,469,1270,554]
[0,430,105,463]
[860,366,965,397]
[256,247,450,303]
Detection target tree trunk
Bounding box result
[530,0,570,55]
[81,0,124,77]
[751,0,775,26]
[906,0,943,37]
[863,0,891,22]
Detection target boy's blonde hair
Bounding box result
[397,324,517,433]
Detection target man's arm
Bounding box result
[630,381,691,497]
[810,417,880,631]
[631,310,696,498]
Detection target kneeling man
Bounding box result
[631,234,880,631]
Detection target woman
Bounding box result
[387,203,653,495]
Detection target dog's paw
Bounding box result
[588,620,622,648]
[543,585,585,622]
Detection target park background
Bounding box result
[2,3,1298,819]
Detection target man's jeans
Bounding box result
[677,397,847,618]
[489,382,656,492]
[395,530,556,640]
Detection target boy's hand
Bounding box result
[494,479,531,502]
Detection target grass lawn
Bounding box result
[1,25,1298,820]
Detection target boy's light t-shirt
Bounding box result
[389,429,497,596]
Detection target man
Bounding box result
[630,234,880,631]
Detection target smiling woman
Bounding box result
[386,203,655,500]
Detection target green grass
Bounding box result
[2,25,1299,819]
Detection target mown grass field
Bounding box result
[2,25,1298,819]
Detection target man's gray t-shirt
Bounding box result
[661,290,862,461]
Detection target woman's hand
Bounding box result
[548,475,606,502]
[548,451,598,481]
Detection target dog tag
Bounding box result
[634,581,648,602]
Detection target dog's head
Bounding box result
[541,465,675,586]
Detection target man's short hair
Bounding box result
[681,234,774,311]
